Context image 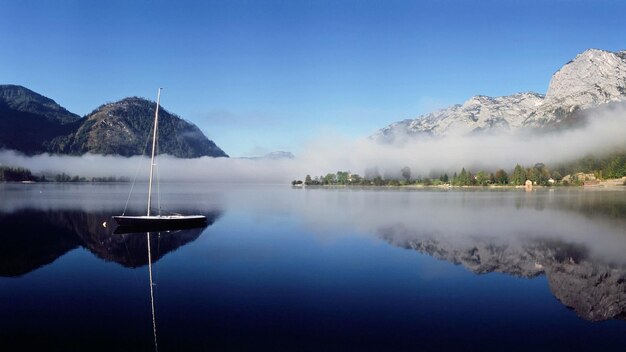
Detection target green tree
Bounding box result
[324,173,336,184]
[336,171,349,185]
[534,163,550,185]
[495,169,509,185]
[304,175,312,185]
[457,168,470,186]
[605,155,626,178]
[467,171,476,185]
[510,164,526,186]
[526,167,539,185]
[0,166,34,182]
[475,171,488,186]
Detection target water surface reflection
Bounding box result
[1,184,626,351]
[372,189,626,322]
[0,208,222,276]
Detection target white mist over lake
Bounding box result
[1,104,625,182]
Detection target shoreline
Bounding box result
[294,177,626,190]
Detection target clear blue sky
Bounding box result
[1,0,625,157]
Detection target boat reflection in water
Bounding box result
[0,208,221,275]
[113,216,208,235]
[0,207,220,351]
[112,212,216,352]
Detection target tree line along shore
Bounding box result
[292,155,626,188]
[0,166,129,183]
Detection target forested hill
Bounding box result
[0,85,228,158]
[0,85,80,154]
[49,97,228,158]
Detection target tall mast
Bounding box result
[147,88,162,216]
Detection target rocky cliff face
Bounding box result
[375,49,626,142]
[377,93,544,140]
[544,49,626,111]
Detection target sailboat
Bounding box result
[113,88,207,231]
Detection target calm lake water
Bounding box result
[1,183,626,351]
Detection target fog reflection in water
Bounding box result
[292,187,626,322]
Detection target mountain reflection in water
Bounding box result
[378,190,626,322]
[0,208,222,276]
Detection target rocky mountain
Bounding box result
[49,97,228,158]
[375,49,626,142]
[0,85,81,154]
[543,49,626,112]
[0,85,228,158]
